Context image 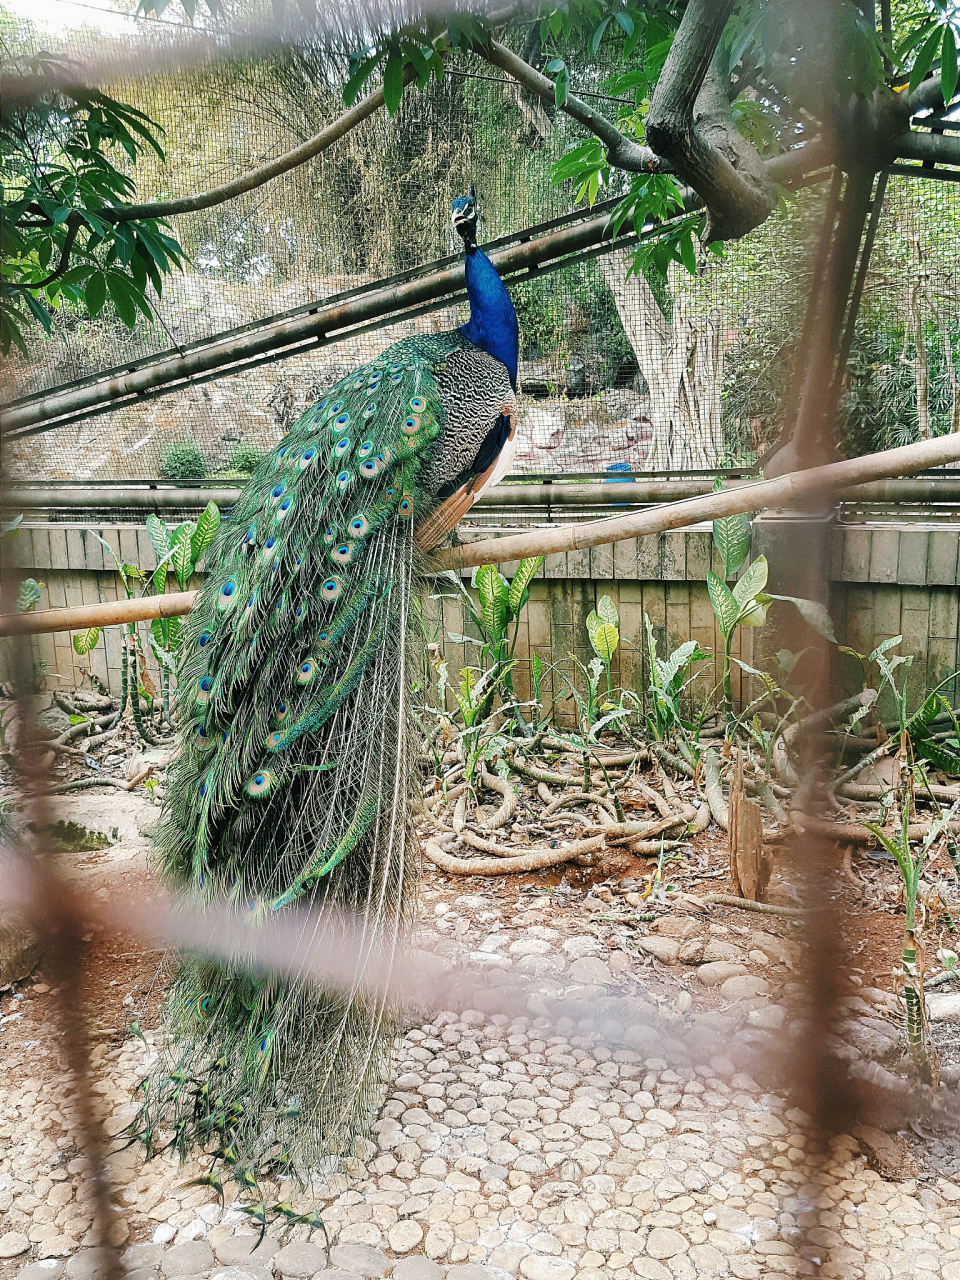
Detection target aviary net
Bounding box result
[3,38,958,483]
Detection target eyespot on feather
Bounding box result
[197,631,212,649]
[362,402,377,418]
[274,700,289,723]
[336,470,354,493]
[266,731,284,751]
[297,659,317,684]
[196,676,213,704]
[321,577,342,602]
[349,514,370,537]
[330,543,354,565]
[402,416,421,435]
[409,396,426,412]
[275,496,295,521]
[323,526,337,545]
[270,483,286,502]
[246,771,275,798]
[298,448,316,471]
[217,579,238,610]
[333,437,351,459]
[262,536,278,559]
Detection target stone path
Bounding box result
[3,878,960,1280]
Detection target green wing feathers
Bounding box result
[141,334,467,1188]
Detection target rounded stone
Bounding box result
[388,1223,424,1254]
[123,1246,164,1271]
[214,1237,280,1268]
[160,1242,216,1278]
[391,1257,444,1280]
[447,1269,496,1280]
[328,1245,390,1277]
[64,1249,115,1280]
[644,1229,688,1260]
[719,975,770,1001]
[696,962,747,987]
[518,1259,576,1280]
[1,1235,32,1261]
[636,938,680,966]
[274,1243,330,1278]
[125,1270,158,1280]
[18,1265,65,1280]
[566,958,612,985]
[210,1268,274,1280]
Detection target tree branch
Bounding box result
[10,214,80,291]
[645,0,776,242]
[104,67,415,224]
[481,40,672,175]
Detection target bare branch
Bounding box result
[646,0,776,242]
[9,213,80,291]
[482,39,672,175]
[107,68,415,224]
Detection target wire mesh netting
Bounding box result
[2,37,958,483]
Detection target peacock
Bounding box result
[132,188,520,1203]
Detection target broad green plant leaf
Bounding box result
[507,556,544,617]
[171,523,196,590]
[586,611,619,664]
[732,556,768,610]
[72,627,101,656]
[597,595,619,628]
[711,483,752,577]
[707,571,739,638]
[767,594,838,643]
[476,564,508,646]
[659,639,700,688]
[145,514,172,560]
[16,578,41,612]
[190,501,220,565]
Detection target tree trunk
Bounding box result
[601,250,725,469]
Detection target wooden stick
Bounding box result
[0,591,197,637]
[435,434,960,571]
[422,833,604,876]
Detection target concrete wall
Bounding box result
[6,518,960,720]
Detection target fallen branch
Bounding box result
[422,834,604,876]
[839,782,959,804]
[791,814,960,844]
[698,893,802,917]
[49,765,152,795]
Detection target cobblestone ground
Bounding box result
[3,878,960,1280]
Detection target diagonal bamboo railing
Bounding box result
[2,432,958,637]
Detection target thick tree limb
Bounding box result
[893,129,960,168]
[104,70,414,224]
[645,0,776,241]
[482,40,670,175]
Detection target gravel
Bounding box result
[3,877,958,1280]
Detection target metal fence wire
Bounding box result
[2,36,957,482]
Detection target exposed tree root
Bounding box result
[422,833,604,876]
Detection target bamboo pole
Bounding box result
[434,434,960,571]
[3,434,958,636]
[1,591,196,637]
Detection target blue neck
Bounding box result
[459,247,519,391]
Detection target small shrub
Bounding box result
[158,438,207,480]
[229,442,265,475]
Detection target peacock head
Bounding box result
[451,184,478,253]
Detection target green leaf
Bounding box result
[72,627,101,656]
[767,594,838,643]
[145,514,172,560]
[172,530,194,590]
[905,692,945,739]
[68,713,92,725]
[586,611,619,664]
[16,578,41,612]
[383,53,406,115]
[597,595,619,628]
[707,571,739,638]
[941,25,958,109]
[190,501,220,565]
[712,501,752,577]
[908,24,945,93]
[733,556,768,610]
[106,273,137,328]
[476,564,509,646]
[507,556,543,617]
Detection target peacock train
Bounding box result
[132,188,521,1198]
